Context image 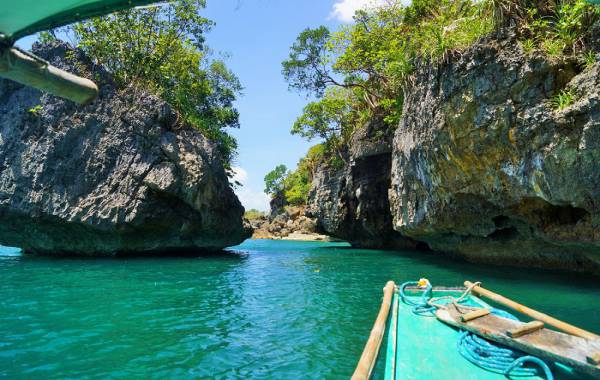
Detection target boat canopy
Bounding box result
[0,0,162,44]
[0,0,163,104]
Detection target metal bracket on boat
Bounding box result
[0,46,98,104]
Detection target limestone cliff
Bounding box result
[390,30,600,273]
[309,29,600,273]
[307,119,416,250]
[0,41,251,255]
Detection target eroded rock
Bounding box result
[390,32,600,273]
[307,118,416,249]
[0,41,251,255]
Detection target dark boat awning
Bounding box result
[0,0,164,104]
[0,0,162,44]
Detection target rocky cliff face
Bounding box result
[0,41,251,255]
[390,31,600,273]
[307,29,600,273]
[307,119,416,249]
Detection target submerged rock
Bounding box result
[0,41,251,255]
[390,32,600,273]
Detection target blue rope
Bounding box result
[399,281,435,316]
[507,356,555,379]
[457,331,554,379]
[399,280,554,380]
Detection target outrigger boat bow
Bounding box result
[353,280,600,380]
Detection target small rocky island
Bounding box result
[389,31,600,272]
[0,42,251,255]
[272,0,600,275]
[247,193,335,241]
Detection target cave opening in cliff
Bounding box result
[511,197,590,228]
[415,241,432,251]
[544,204,589,226]
[487,226,520,241]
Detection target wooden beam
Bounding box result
[460,308,490,322]
[465,281,600,341]
[507,320,544,338]
[437,303,600,378]
[0,47,98,105]
[352,281,395,380]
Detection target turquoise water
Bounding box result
[0,239,599,379]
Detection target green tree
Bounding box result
[282,0,498,151]
[264,164,288,195]
[263,145,326,206]
[302,144,326,178]
[283,169,311,205]
[281,26,333,97]
[292,88,354,162]
[61,0,242,163]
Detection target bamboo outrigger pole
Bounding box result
[0,46,98,104]
[352,281,396,380]
[465,281,600,341]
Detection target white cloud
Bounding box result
[231,166,248,184]
[230,166,270,212]
[235,186,271,212]
[329,0,388,23]
[329,0,411,23]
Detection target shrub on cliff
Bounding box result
[510,0,598,57]
[283,0,495,152]
[283,0,599,161]
[41,0,241,164]
[264,144,325,206]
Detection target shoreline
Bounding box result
[251,232,343,242]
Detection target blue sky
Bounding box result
[202,0,384,211]
[17,0,383,211]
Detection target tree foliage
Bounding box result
[55,0,242,163]
[244,209,265,220]
[283,144,327,205]
[264,144,326,206]
[282,169,311,205]
[283,0,599,169]
[264,164,288,195]
[282,26,333,97]
[291,88,355,163]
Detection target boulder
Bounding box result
[0,41,251,255]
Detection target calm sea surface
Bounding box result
[0,239,599,379]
